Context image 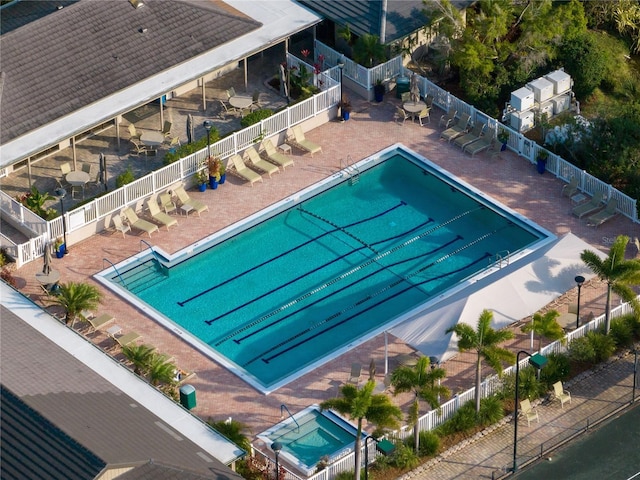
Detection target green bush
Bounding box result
[610,317,635,348]
[162,128,219,165]
[387,442,420,470]
[240,109,273,128]
[586,331,616,363]
[334,471,358,480]
[477,396,504,427]
[560,31,609,99]
[539,352,571,388]
[115,167,135,188]
[403,431,440,457]
[568,336,597,364]
[437,401,477,436]
[499,367,545,403]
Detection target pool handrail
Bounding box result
[139,239,168,271]
[102,258,128,289]
[280,404,300,433]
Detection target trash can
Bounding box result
[376,439,396,456]
[179,384,196,410]
[396,77,410,99]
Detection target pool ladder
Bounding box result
[341,155,360,186]
[494,250,510,268]
[280,404,300,433]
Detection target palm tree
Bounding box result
[581,235,640,334]
[521,310,565,353]
[121,344,156,376]
[352,34,386,67]
[321,380,402,480]
[148,353,178,386]
[446,309,515,412]
[390,356,450,453]
[52,281,101,326]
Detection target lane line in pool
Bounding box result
[205,218,435,327]
[219,235,463,346]
[176,201,408,307]
[245,236,498,367]
[298,207,378,254]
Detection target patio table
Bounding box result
[36,270,60,286]
[140,131,165,147]
[65,170,90,198]
[229,95,253,109]
[402,101,427,122]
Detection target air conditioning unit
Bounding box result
[527,77,554,103]
[510,110,535,132]
[551,95,571,114]
[510,87,534,112]
[539,102,554,121]
[545,70,572,95]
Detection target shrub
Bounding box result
[539,352,571,388]
[115,167,135,188]
[586,331,616,363]
[162,128,219,165]
[477,396,504,427]
[207,418,251,452]
[387,442,420,470]
[334,471,358,480]
[499,367,545,403]
[240,109,273,128]
[610,317,635,348]
[568,336,596,364]
[437,401,477,436]
[417,430,440,457]
[560,31,608,99]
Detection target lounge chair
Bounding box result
[261,139,294,169]
[123,207,159,237]
[230,154,263,187]
[438,107,457,128]
[289,125,322,156]
[159,192,177,215]
[571,191,605,218]
[112,214,131,238]
[561,176,579,198]
[347,362,362,385]
[440,113,471,142]
[173,185,208,216]
[452,122,485,150]
[87,313,115,332]
[111,330,141,348]
[552,381,571,409]
[520,399,539,426]
[146,196,178,231]
[586,199,618,227]
[244,147,279,177]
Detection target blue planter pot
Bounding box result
[536,159,547,174]
[56,244,65,258]
[342,111,350,121]
[209,176,219,189]
[219,173,226,184]
[198,183,207,192]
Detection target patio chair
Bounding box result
[60,162,71,176]
[218,99,238,119]
[244,147,279,177]
[520,399,539,426]
[417,107,430,126]
[425,94,434,108]
[251,90,262,109]
[166,136,181,151]
[395,106,409,125]
[463,133,496,157]
[440,113,471,142]
[173,185,208,216]
[261,139,294,170]
[123,207,159,237]
[452,122,485,149]
[87,313,115,332]
[230,154,263,187]
[289,125,322,156]
[586,198,618,227]
[571,191,605,218]
[159,192,177,215]
[162,121,172,138]
[400,92,411,102]
[632,237,640,258]
[128,123,141,141]
[111,330,141,348]
[226,87,236,99]
[347,362,362,385]
[146,196,178,231]
[561,176,579,198]
[130,139,148,156]
[552,381,571,409]
[112,214,131,238]
[439,108,458,128]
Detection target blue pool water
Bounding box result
[256,406,361,475]
[98,145,550,393]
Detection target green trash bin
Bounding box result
[376,439,396,456]
[179,384,196,410]
[396,77,410,99]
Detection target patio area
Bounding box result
[4,77,636,474]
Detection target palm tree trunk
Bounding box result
[605,283,612,334]
[354,418,363,480]
[475,356,482,412]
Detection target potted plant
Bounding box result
[536,149,549,174]
[195,169,208,192]
[341,94,352,121]
[54,237,65,258]
[373,79,385,103]
[207,156,223,189]
[497,129,509,151]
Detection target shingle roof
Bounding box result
[0,0,261,145]
[0,305,244,479]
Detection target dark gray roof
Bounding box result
[116,460,232,480]
[0,305,244,479]
[0,0,79,34]
[0,0,261,145]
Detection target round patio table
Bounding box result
[229,95,253,109]
[140,131,165,147]
[66,170,90,186]
[36,269,60,286]
[402,101,426,113]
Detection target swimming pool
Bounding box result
[256,405,361,476]
[97,144,553,393]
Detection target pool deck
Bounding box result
[10,92,637,469]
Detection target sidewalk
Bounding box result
[405,345,639,479]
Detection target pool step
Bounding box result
[117,260,168,294]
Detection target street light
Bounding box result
[337,55,345,120]
[54,187,68,254]
[271,441,282,480]
[203,120,213,158]
[363,435,375,480]
[574,275,585,329]
[512,350,547,473]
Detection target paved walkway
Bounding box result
[404,345,639,479]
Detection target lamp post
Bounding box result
[337,56,345,120]
[512,350,547,473]
[271,441,282,480]
[54,187,68,254]
[364,435,375,480]
[574,275,585,329]
[633,348,638,404]
[203,120,213,158]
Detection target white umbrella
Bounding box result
[43,243,52,275]
[410,73,420,102]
